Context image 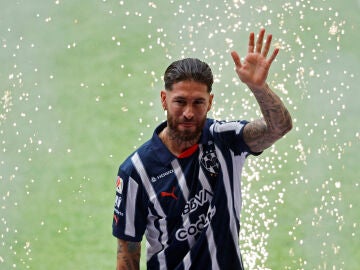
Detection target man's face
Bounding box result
[161,80,213,142]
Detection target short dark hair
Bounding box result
[163,58,213,92]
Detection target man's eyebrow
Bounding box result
[172,96,186,102]
[172,96,206,102]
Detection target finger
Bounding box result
[231,51,242,68]
[268,47,280,65]
[248,32,255,53]
[255,28,265,53]
[262,34,272,57]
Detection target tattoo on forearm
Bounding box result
[244,84,292,152]
[116,240,141,270]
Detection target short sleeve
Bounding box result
[112,169,147,242]
[210,120,262,156]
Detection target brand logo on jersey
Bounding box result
[160,186,178,200]
[175,205,216,241]
[200,141,219,176]
[151,169,174,183]
[116,176,124,194]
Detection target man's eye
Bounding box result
[194,100,205,105]
[175,100,186,105]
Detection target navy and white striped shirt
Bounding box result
[113,118,259,270]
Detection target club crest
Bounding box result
[200,142,219,176]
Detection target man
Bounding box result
[112,29,292,270]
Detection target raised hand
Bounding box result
[231,29,279,90]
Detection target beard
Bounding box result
[167,114,206,143]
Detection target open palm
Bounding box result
[231,29,279,90]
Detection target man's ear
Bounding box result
[207,94,214,112]
[160,90,167,110]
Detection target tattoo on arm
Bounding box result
[244,84,292,152]
[116,239,141,270]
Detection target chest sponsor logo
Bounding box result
[175,188,215,241]
[176,205,216,241]
[183,188,213,215]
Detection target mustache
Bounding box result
[179,118,195,123]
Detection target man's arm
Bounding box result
[231,29,292,152]
[116,239,141,270]
[241,83,292,152]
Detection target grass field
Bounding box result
[1,0,359,269]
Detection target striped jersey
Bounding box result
[112,118,260,270]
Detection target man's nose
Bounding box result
[183,105,194,119]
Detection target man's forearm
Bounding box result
[251,83,292,138]
[116,239,141,270]
[243,83,292,152]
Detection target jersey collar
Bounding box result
[151,119,213,163]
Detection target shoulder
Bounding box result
[205,118,262,156]
[209,119,248,135]
[119,139,154,175]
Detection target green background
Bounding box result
[1,0,359,269]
